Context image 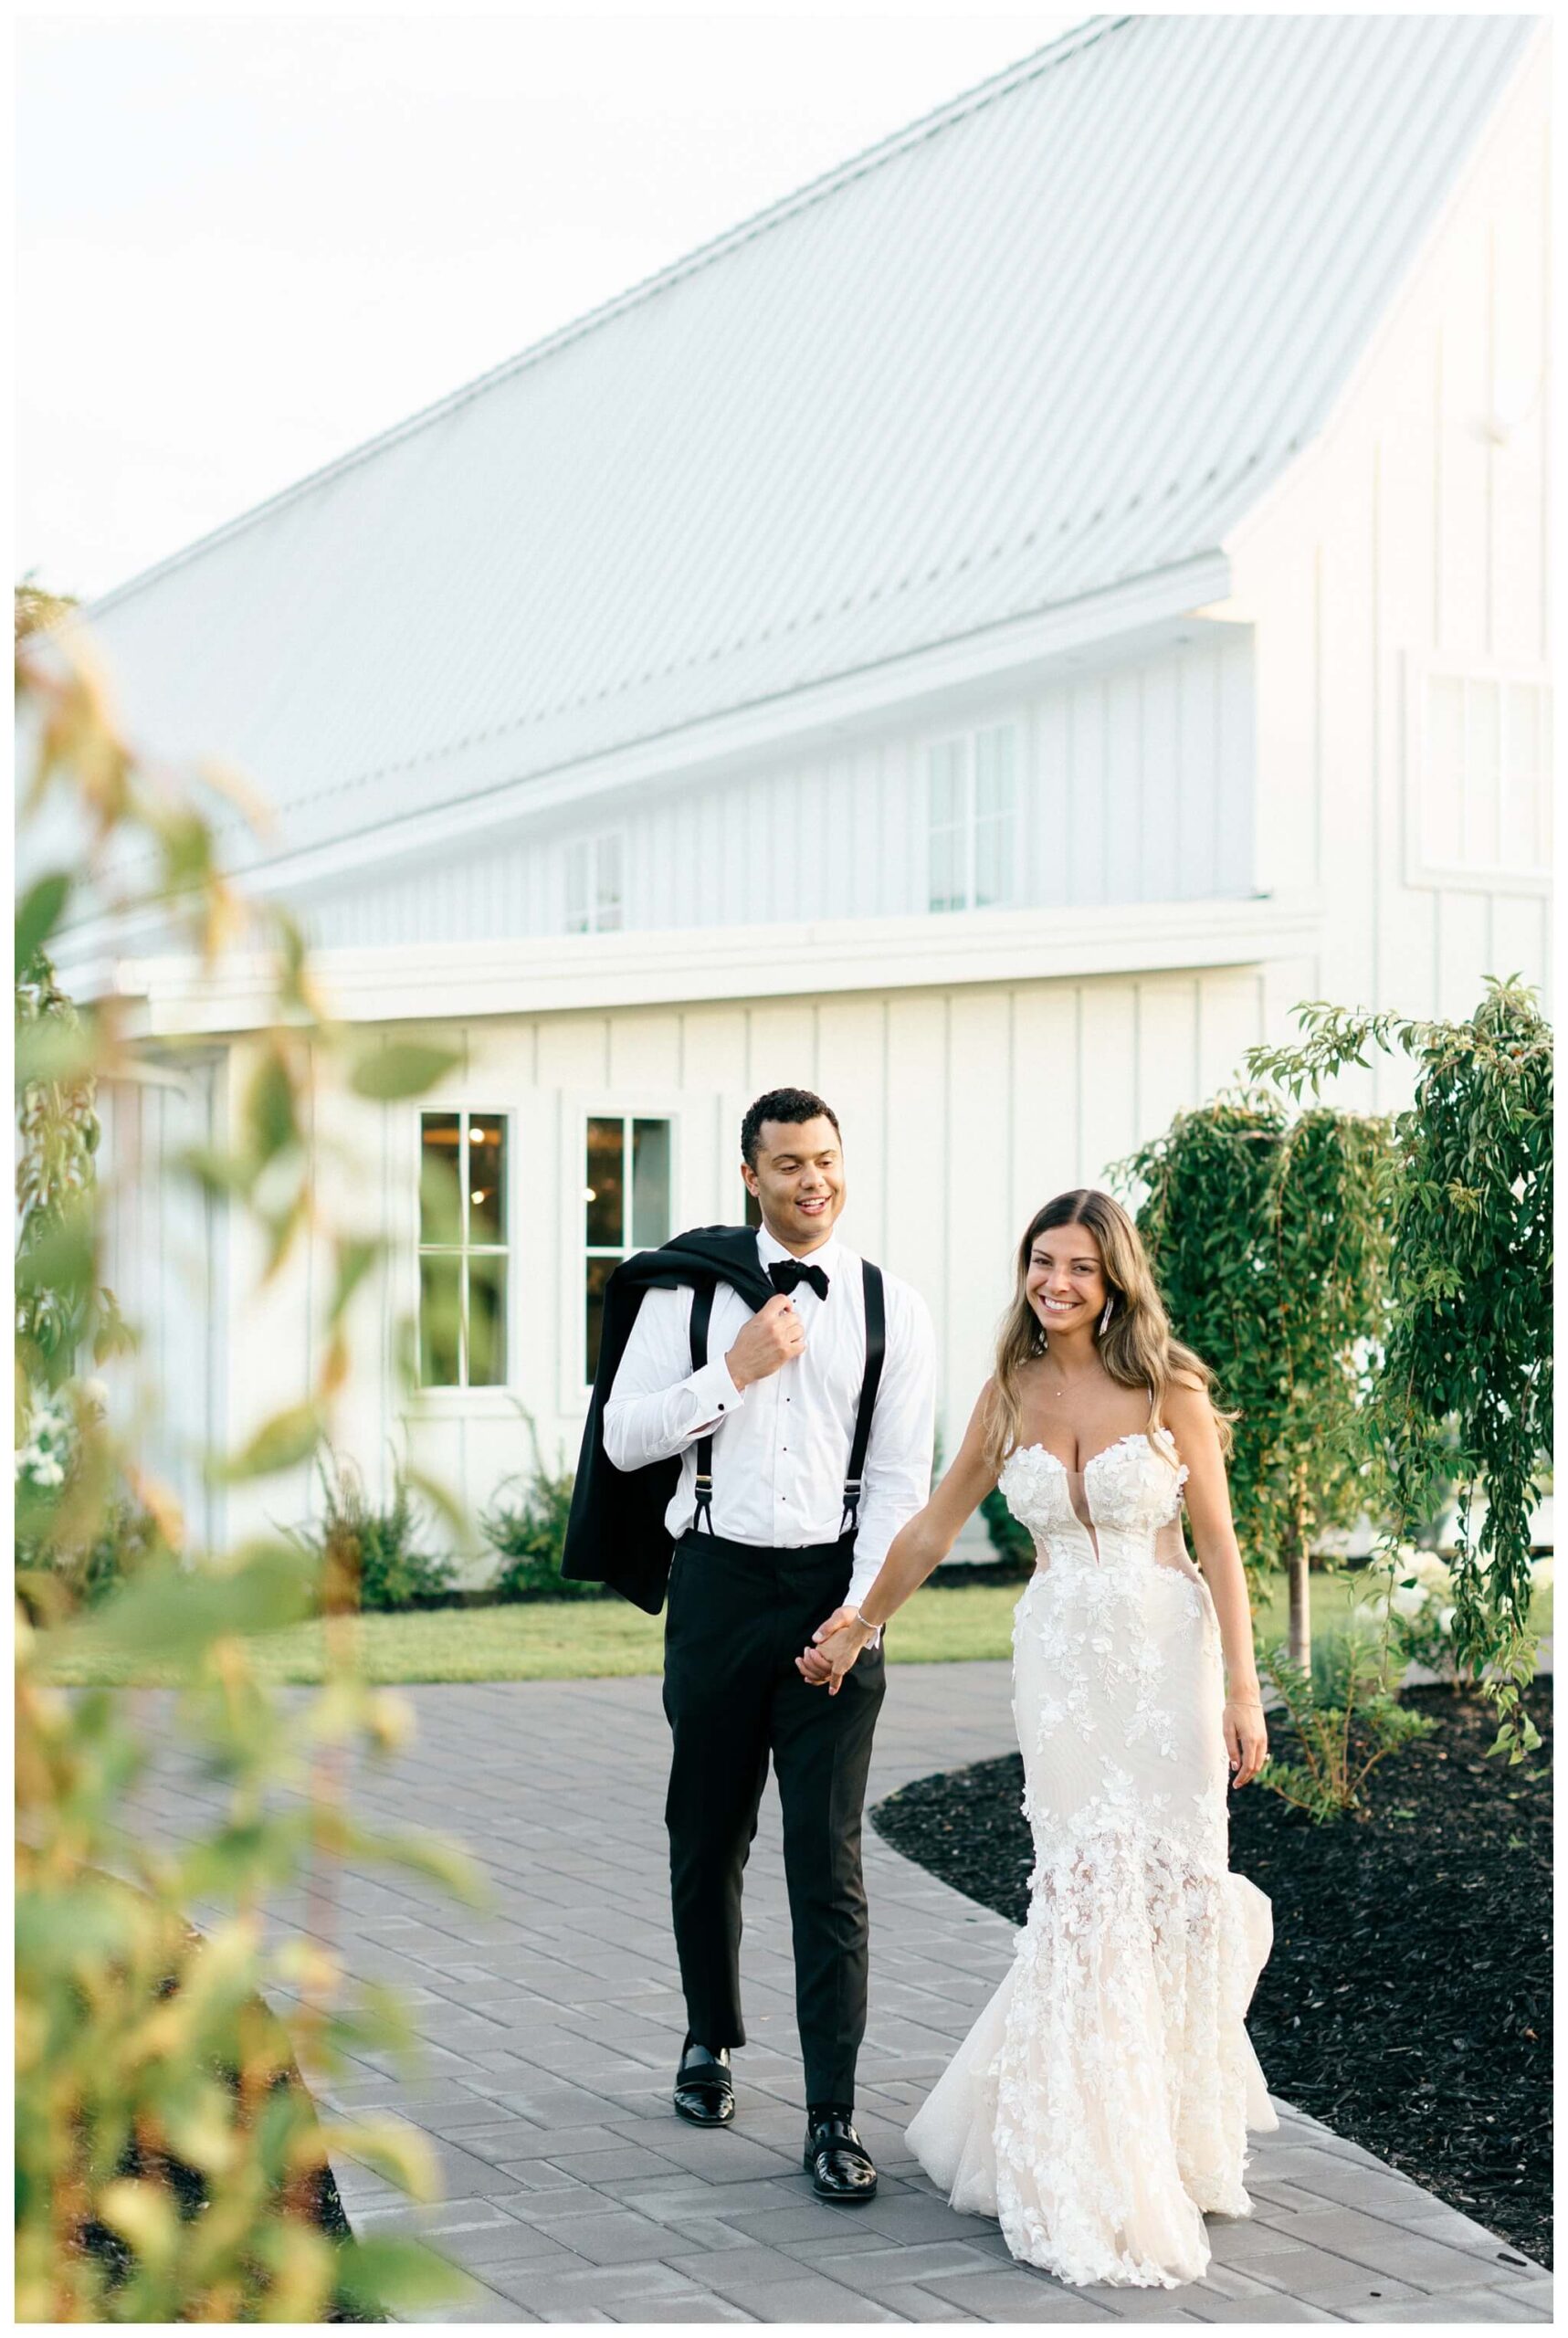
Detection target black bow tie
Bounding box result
[769,1259,830,1301]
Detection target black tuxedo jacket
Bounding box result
[562,1225,774,1613]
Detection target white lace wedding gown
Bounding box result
[906,1429,1276,2288]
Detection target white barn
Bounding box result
[54,14,1552,1564]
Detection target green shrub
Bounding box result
[979,1485,1035,1576]
[481,1435,601,1600]
[71,1496,164,1608]
[1255,1629,1436,1822]
[294,1453,455,1611]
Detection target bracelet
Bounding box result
[1226,1694,1265,1709]
[847,1606,884,1648]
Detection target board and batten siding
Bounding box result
[186,965,1285,1570]
[297,631,1256,953]
[1232,35,1552,1121]
[94,1057,229,1551]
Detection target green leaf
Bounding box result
[333,2236,469,2314]
[349,1042,460,1101]
[50,1546,315,1665]
[327,1237,382,1327]
[350,1824,489,1908]
[15,1014,98,1088]
[321,2115,437,2201]
[16,871,72,974]
[245,1045,299,1165]
[217,1402,322,1482]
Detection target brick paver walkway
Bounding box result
[134,1664,1552,2322]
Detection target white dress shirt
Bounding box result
[603,1226,936,1612]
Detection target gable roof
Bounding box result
[74,12,1537,869]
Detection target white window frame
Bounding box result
[564,830,626,933]
[413,1105,515,1395]
[573,1105,679,1396]
[1404,655,1552,895]
[927,721,1019,912]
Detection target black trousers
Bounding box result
[661,1525,886,2108]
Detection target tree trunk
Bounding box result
[1286,1516,1311,1671]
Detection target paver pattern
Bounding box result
[129,1662,1551,2322]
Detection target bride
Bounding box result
[798,1188,1276,2289]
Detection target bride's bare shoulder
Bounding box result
[1161,1372,1215,1442]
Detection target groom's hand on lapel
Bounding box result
[725,1293,805,1389]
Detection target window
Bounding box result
[565,833,625,932]
[417,1111,510,1387]
[584,1116,671,1380]
[1418,669,1551,879]
[928,724,1016,911]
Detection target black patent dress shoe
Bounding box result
[673,2041,734,2125]
[803,2112,878,2201]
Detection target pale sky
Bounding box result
[17,5,1082,606]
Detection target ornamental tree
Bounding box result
[1119,1097,1393,1665]
[1247,978,1552,1760]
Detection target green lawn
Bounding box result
[38,1582,1028,1688]
[35,1568,1549,1690]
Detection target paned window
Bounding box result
[1421,671,1551,875]
[584,1116,671,1380]
[565,833,625,932]
[417,1111,509,1387]
[928,724,1017,911]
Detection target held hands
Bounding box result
[795,1605,873,1693]
[1224,1696,1268,1788]
[725,1293,805,1389]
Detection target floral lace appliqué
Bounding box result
[905,1430,1277,2290]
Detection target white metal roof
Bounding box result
[70,11,1536,869]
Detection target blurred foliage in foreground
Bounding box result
[16,606,484,2320]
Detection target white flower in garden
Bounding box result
[14,1385,78,1491]
[1409,1552,1452,1595]
[1389,1582,1429,1619]
[1437,1606,1457,1635]
[1529,1556,1554,1595]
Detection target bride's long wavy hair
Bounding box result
[983,1188,1234,1476]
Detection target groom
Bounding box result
[564,1089,934,2202]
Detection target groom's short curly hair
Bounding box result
[741,1088,841,1166]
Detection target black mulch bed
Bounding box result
[870,1683,1552,2270]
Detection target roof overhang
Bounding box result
[77,885,1319,1039]
[53,551,1235,970]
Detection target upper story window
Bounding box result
[1417,667,1551,882]
[929,723,1017,911]
[583,1115,671,1381]
[418,1111,509,1387]
[565,833,625,933]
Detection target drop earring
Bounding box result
[1099,1297,1114,1337]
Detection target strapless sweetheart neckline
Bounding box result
[909,1416,1276,2287]
[1011,1427,1179,1477]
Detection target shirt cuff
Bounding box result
[845,1552,886,1625]
[685,1355,745,1426]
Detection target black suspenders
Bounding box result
[688,1261,886,1540]
[689,1282,717,1532]
[842,1260,886,1536]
